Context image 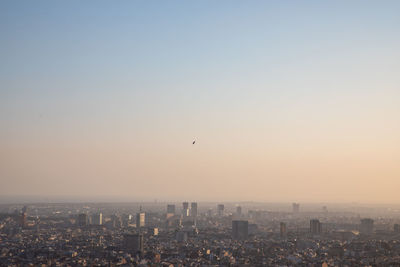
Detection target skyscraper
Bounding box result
[91,213,102,225]
[217,204,224,217]
[280,222,287,237]
[232,220,248,240]
[124,233,144,256]
[182,202,189,217]
[111,214,122,228]
[191,202,198,218]
[20,212,27,228]
[136,212,145,228]
[167,204,175,214]
[310,219,322,234]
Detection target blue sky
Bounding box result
[1,1,399,202]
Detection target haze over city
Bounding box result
[1,1,400,203]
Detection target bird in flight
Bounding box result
[192,140,196,145]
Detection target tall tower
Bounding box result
[20,206,27,228]
[167,204,175,214]
[232,220,248,240]
[280,222,287,237]
[136,212,145,228]
[182,202,189,217]
[20,212,27,228]
[310,219,322,234]
[124,233,144,256]
[191,202,198,218]
[92,213,103,225]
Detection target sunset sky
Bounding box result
[1,1,399,203]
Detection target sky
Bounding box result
[1,1,399,203]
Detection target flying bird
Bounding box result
[192,140,196,145]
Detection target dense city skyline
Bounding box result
[1,1,400,203]
[2,201,400,265]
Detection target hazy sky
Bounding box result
[1,1,399,203]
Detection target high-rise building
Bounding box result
[360,218,374,234]
[91,213,102,225]
[217,204,225,217]
[35,217,40,232]
[111,215,122,228]
[191,202,198,218]
[20,212,27,228]
[292,203,300,213]
[167,204,175,214]
[153,228,159,236]
[78,213,88,227]
[124,233,144,255]
[182,202,189,217]
[136,212,145,228]
[166,216,182,229]
[232,220,248,240]
[236,206,242,217]
[121,214,132,227]
[394,224,400,233]
[310,219,322,234]
[280,222,287,237]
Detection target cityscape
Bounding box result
[2,202,400,266]
[1,0,400,266]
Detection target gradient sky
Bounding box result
[1,1,399,203]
